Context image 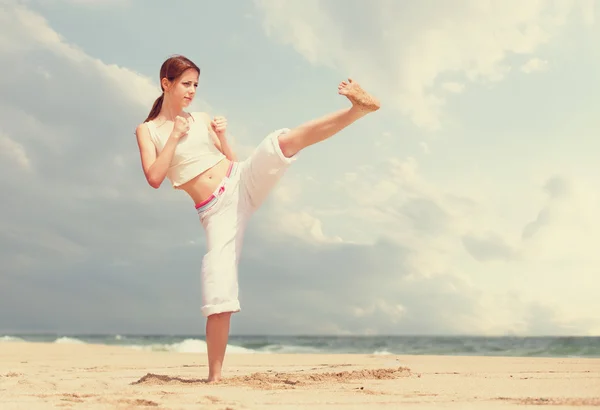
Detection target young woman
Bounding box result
[135,55,380,382]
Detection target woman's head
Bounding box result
[144,55,200,122]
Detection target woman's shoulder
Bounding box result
[136,121,151,134]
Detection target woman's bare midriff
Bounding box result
[178,158,233,206]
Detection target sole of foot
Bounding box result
[338,78,381,112]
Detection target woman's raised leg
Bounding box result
[278,78,380,158]
[201,78,379,383]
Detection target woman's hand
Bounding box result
[211,116,228,139]
[172,115,190,139]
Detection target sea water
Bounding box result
[2,334,599,357]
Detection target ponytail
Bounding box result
[144,93,164,123]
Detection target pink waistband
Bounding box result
[194,161,235,209]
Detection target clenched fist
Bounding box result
[173,115,190,139]
[211,116,228,139]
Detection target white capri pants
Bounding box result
[196,128,296,317]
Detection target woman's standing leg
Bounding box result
[206,312,232,383]
[198,166,247,383]
[277,78,380,158]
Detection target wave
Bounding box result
[54,337,86,344]
[1,335,256,354]
[2,335,599,358]
[127,338,256,354]
[257,344,323,354]
[0,335,25,342]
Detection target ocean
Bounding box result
[2,334,599,358]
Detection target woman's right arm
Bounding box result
[135,123,180,189]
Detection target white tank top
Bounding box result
[145,112,225,188]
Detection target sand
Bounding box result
[1,342,599,409]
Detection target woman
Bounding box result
[135,55,380,382]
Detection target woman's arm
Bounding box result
[215,135,237,162]
[200,112,237,162]
[135,118,188,188]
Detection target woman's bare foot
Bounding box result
[207,375,221,384]
[338,78,381,112]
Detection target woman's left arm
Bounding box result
[200,112,237,162]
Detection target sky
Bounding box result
[1,0,599,337]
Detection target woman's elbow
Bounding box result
[148,180,161,189]
[146,174,163,189]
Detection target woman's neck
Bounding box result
[160,97,184,121]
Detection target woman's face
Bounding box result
[165,68,199,107]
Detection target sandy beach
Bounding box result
[0,342,599,409]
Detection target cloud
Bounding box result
[521,208,551,240]
[462,233,517,262]
[1,1,599,338]
[519,174,599,261]
[0,2,365,334]
[442,82,465,94]
[266,209,343,244]
[521,57,549,73]
[521,176,569,240]
[254,0,594,130]
[0,4,208,281]
[272,150,600,335]
[234,224,595,336]
[543,175,570,199]
[0,133,32,171]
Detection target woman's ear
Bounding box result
[161,77,171,92]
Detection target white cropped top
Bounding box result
[145,112,225,188]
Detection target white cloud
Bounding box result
[353,300,406,323]
[257,173,346,244]
[0,3,194,274]
[442,82,465,94]
[284,151,600,334]
[521,57,549,73]
[0,133,31,171]
[0,2,372,334]
[271,210,343,244]
[237,227,598,335]
[0,4,159,110]
[580,0,597,25]
[1,1,598,337]
[255,0,594,130]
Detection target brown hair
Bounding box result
[144,55,200,123]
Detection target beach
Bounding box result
[1,341,599,409]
